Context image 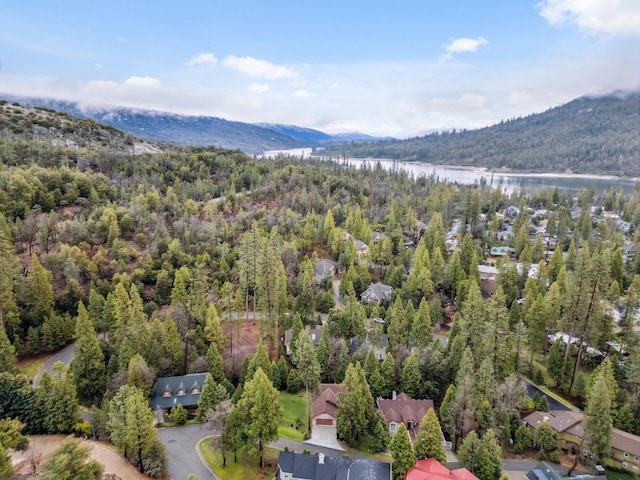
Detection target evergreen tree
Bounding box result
[369,410,391,453]
[336,362,375,446]
[247,338,272,382]
[412,298,433,348]
[197,374,228,421]
[414,408,447,465]
[40,436,103,480]
[206,343,226,383]
[21,253,55,328]
[42,363,79,434]
[234,367,282,468]
[400,353,422,398]
[583,373,613,464]
[0,328,17,374]
[458,429,502,480]
[379,353,397,399]
[69,302,106,405]
[108,384,167,476]
[390,423,415,480]
[293,329,320,432]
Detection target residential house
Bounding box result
[311,384,346,428]
[526,461,600,480]
[376,392,435,439]
[371,230,388,244]
[343,232,369,259]
[522,410,640,474]
[361,282,393,305]
[277,451,391,480]
[314,258,340,284]
[489,246,517,259]
[284,324,323,356]
[504,205,521,219]
[478,264,498,297]
[150,373,207,417]
[406,457,478,480]
[351,333,388,361]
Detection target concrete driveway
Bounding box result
[305,425,344,451]
[157,423,218,480]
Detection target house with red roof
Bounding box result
[406,458,478,480]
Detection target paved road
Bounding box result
[521,378,574,412]
[33,342,75,386]
[158,423,219,480]
[270,438,390,462]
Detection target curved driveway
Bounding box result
[157,423,219,480]
[33,342,75,386]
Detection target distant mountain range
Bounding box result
[0,94,390,154]
[322,91,640,177]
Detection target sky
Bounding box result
[1,0,640,138]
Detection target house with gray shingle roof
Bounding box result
[360,282,393,305]
[278,450,390,480]
[150,373,207,417]
[314,258,340,284]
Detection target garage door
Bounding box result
[316,418,333,426]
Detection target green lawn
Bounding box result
[198,437,278,480]
[278,391,307,441]
[17,354,51,381]
[605,467,635,480]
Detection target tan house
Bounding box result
[523,410,640,474]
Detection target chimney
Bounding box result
[392,391,396,400]
[318,453,325,464]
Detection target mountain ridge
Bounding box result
[0,94,390,154]
[322,91,640,177]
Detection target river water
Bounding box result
[344,158,639,194]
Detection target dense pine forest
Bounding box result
[1,103,640,479]
[322,93,640,177]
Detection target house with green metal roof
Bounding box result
[489,246,517,258]
[150,373,207,417]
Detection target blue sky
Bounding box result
[1,0,639,137]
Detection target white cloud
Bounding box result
[430,94,488,111]
[293,89,309,98]
[248,83,270,93]
[85,80,119,91]
[538,0,640,36]
[185,53,218,68]
[222,55,297,79]
[123,76,162,88]
[444,36,489,55]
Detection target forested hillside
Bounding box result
[0,95,390,154]
[323,92,640,176]
[1,105,640,478]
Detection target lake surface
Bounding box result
[344,158,639,194]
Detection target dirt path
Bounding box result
[11,435,150,479]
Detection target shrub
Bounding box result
[549,451,561,464]
[169,404,187,425]
[74,421,92,438]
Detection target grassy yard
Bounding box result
[278,390,307,441]
[199,437,278,480]
[17,354,51,381]
[605,467,635,480]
